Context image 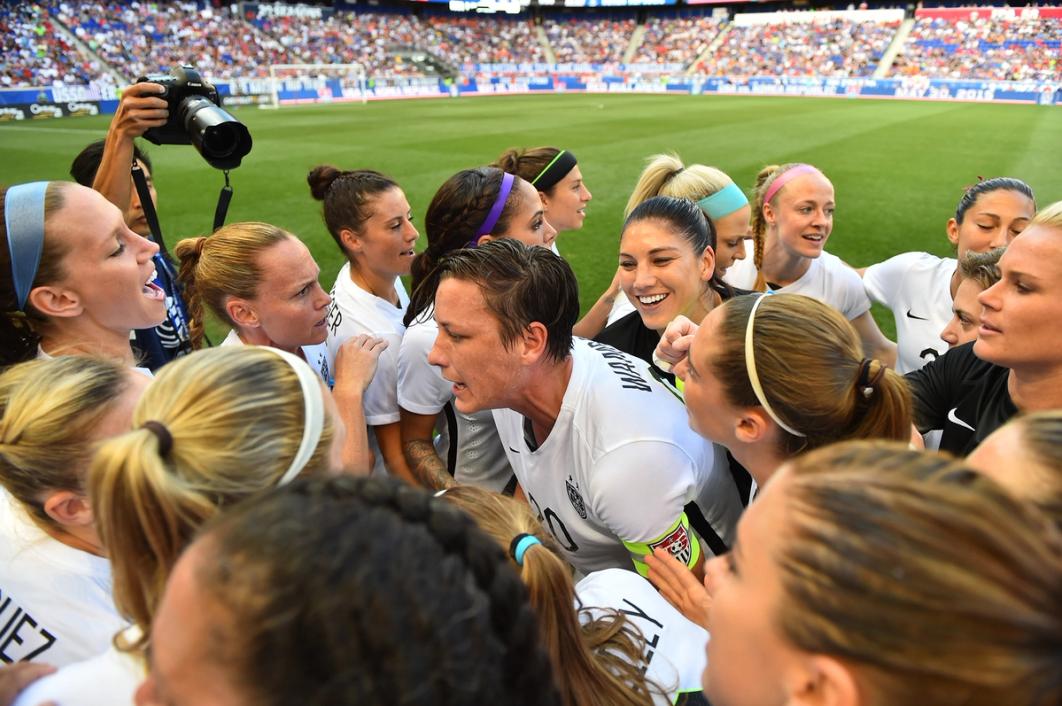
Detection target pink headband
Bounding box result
[763,164,822,205]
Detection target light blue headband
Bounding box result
[509,533,542,566]
[698,183,749,221]
[4,182,49,311]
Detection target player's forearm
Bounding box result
[572,286,618,339]
[334,391,373,474]
[403,438,457,491]
[92,126,136,213]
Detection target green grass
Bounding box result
[2,93,1060,340]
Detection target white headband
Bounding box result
[744,295,806,438]
[269,348,326,486]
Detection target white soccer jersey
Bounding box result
[219,330,332,384]
[864,251,956,374]
[14,627,143,706]
[325,263,410,476]
[607,291,637,326]
[493,338,742,575]
[724,241,871,320]
[0,490,124,667]
[398,315,514,492]
[576,569,708,706]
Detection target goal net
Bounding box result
[264,63,368,109]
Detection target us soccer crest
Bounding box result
[566,476,587,519]
[649,524,693,566]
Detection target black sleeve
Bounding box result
[904,342,980,432]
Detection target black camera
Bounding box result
[136,66,252,170]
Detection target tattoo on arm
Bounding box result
[404,439,457,491]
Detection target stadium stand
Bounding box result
[697,15,901,78]
[630,14,723,67]
[890,15,1062,81]
[55,0,285,80]
[1,2,102,88]
[251,11,427,77]
[426,15,544,67]
[543,17,635,65]
[3,2,1062,89]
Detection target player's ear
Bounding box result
[519,321,549,364]
[735,408,772,445]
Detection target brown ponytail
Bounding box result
[713,294,912,456]
[441,485,666,706]
[173,236,209,348]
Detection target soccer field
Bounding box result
[2,93,1059,339]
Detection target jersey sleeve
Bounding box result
[397,324,451,415]
[863,252,922,308]
[835,261,872,320]
[904,342,977,433]
[587,442,701,576]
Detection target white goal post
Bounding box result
[264,63,368,109]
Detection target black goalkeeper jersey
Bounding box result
[904,341,1016,457]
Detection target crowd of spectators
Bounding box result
[697,17,900,78]
[630,14,722,67]
[252,12,428,77]
[890,16,1062,82]
[543,17,635,65]
[5,2,1062,89]
[1,2,107,88]
[426,15,544,67]
[55,0,286,80]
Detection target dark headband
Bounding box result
[530,150,578,191]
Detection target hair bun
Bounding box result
[307,165,342,201]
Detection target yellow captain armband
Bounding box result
[625,513,701,578]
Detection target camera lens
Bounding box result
[179,96,253,170]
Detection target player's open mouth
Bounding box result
[452,382,468,395]
[638,293,668,306]
[400,248,415,257]
[313,316,328,328]
[142,269,165,300]
[802,233,825,243]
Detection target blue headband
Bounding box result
[4,182,49,311]
[471,172,516,245]
[698,183,749,221]
[509,533,542,566]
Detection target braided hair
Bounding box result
[191,475,562,706]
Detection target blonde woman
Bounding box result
[175,221,385,471]
[625,153,752,280]
[1,182,166,367]
[15,346,349,706]
[723,164,896,367]
[0,356,149,667]
[702,442,1060,706]
[443,485,707,706]
[968,410,1062,525]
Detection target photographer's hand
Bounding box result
[91,83,169,221]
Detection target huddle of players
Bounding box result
[0,83,1059,706]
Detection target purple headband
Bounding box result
[763,164,823,205]
[471,172,516,246]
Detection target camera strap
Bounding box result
[131,160,169,260]
[213,170,233,232]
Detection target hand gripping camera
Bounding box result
[136,66,252,170]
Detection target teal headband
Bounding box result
[697,183,748,221]
[509,533,542,566]
[4,182,49,311]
